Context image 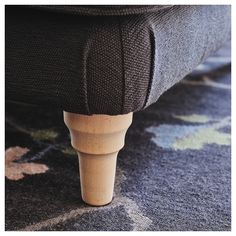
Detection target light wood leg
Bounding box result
[64,112,133,206]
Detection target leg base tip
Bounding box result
[82,196,113,207]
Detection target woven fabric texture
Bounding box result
[27,5,173,16]
[5,5,231,115]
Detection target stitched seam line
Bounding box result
[117,16,126,114]
[142,28,156,109]
[82,28,93,115]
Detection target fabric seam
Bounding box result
[117,16,126,114]
[141,27,156,109]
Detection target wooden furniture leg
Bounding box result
[64,112,133,206]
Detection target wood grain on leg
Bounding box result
[64,112,133,206]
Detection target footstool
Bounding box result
[5,5,231,206]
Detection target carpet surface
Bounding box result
[5,42,231,231]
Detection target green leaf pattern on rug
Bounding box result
[173,114,211,123]
[6,117,58,142]
[146,115,230,150]
[30,129,58,141]
[62,146,76,155]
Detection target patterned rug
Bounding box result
[5,42,231,231]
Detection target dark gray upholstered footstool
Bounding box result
[5,5,231,206]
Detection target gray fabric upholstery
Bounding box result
[28,5,173,16]
[145,5,231,107]
[5,5,231,115]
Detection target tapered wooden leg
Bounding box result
[64,112,133,206]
